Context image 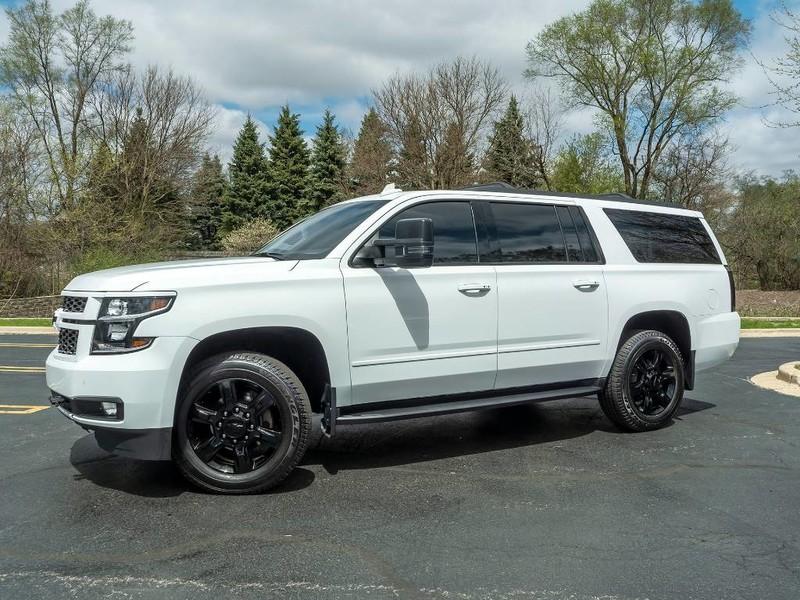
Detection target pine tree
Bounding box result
[395,116,429,189]
[485,96,538,188]
[266,105,310,229]
[309,109,346,210]
[348,108,393,196]
[222,116,268,232]
[187,153,227,249]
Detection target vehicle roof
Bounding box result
[346,182,702,217]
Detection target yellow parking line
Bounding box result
[0,342,55,348]
[0,404,49,414]
[0,366,45,373]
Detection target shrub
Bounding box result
[221,219,279,255]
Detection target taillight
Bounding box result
[725,266,736,311]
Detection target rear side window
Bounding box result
[489,203,566,263]
[604,208,720,264]
[379,201,478,265]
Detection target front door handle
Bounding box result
[572,279,600,291]
[458,283,492,294]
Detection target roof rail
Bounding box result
[461,181,679,208]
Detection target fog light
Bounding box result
[100,402,118,418]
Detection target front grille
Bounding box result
[57,328,79,355]
[61,295,87,313]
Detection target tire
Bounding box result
[599,329,685,432]
[173,352,311,494]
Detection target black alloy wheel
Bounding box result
[188,378,283,474]
[626,345,678,417]
[599,329,685,432]
[174,352,311,494]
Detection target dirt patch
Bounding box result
[737,290,800,317]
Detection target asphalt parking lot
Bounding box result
[1,335,799,600]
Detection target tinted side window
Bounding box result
[569,206,600,263]
[555,206,582,262]
[490,203,567,263]
[379,201,478,265]
[604,208,720,264]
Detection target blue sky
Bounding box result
[1,0,797,176]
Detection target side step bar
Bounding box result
[320,382,602,435]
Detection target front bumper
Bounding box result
[50,392,172,460]
[46,335,198,459]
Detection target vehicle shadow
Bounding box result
[67,397,714,495]
[304,397,716,474]
[68,434,315,497]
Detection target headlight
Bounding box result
[92,295,175,354]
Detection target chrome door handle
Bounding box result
[572,279,600,290]
[458,283,492,294]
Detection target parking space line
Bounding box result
[0,366,46,373]
[0,342,55,348]
[0,404,49,414]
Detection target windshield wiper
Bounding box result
[254,251,285,260]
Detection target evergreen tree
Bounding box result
[187,153,226,249]
[485,96,538,187]
[266,105,310,229]
[348,108,393,196]
[395,116,428,189]
[309,109,346,210]
[222,116,268,232]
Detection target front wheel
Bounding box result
[599,330,685,432]
[173,352,311,494]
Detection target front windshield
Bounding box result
[255,199,388,260]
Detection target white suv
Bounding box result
[47,183,740,493]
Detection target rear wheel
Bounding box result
[599,330,684,432]
[174,352,311,494]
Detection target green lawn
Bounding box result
[741,318,800,329]
[0,318,53,327]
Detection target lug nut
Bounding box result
[234,407,240,413]
[249,424,254,430]
[223,411,228,417]
[222,433,226,438]
[245,413,250,418]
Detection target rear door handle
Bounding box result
[572,279,600,290]
[458,283,492,294]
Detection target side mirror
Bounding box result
[373,218,434,268]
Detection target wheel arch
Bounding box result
[178,326,331,413]
[616,310,694,390]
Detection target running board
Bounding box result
[336,384,602,425]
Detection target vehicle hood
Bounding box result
[64,256,297,292]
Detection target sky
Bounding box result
[0,0,797,178]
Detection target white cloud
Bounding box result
[206,105,270,165]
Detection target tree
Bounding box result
[187,153,226,249]
[761,3,800,127]
[221,218,279,256]
[526,0,750,199]
[374,56,507,189]
[309,109,346,210]
[222,116,267,232]
[485,96,539,187]
[551,132,623,194]
[0,0,133,211]
[722,174,800,290]
[348,108,393,196]
[266,105,310,229]
[651,130,730,213]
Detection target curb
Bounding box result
[740,329,800,338]
[777,362,800,386]
[0,327,57,335]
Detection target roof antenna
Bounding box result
[380,183,401,195]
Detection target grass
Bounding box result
[0,318,52,327]
[741,318,800,329]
